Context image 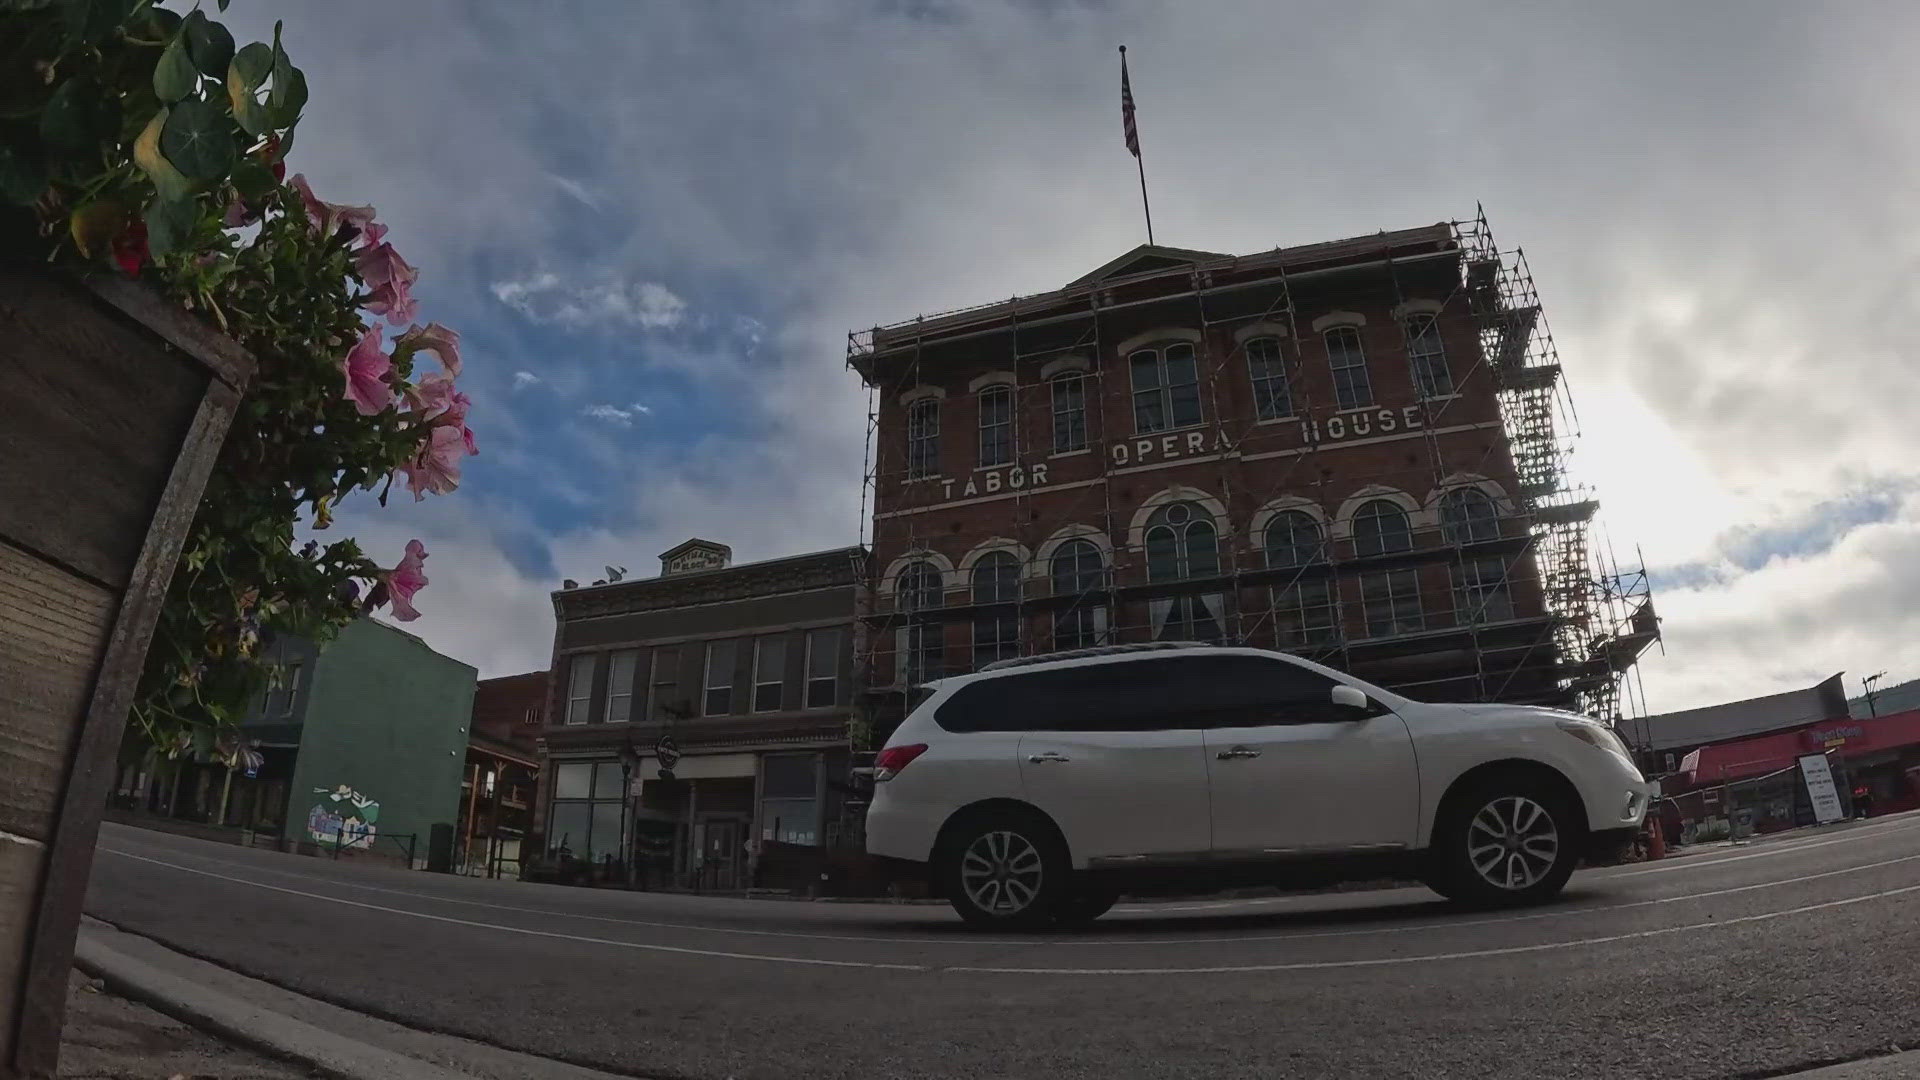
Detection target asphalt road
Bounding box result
[85,815,1920,1080]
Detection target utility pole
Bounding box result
[1862,671,1887,717]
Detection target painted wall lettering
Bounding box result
[1110,427,1233,467]
[1301,407,1423,445]
[936,462,1051,502]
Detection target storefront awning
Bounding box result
[1680,708,1920,788]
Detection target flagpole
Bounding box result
[1120,45,1154,245]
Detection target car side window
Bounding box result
[934,659,1202,733]
[1184,655,1353,726]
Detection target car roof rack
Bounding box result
[976,641,1218,673]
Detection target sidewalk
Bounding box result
[70,918,624,1080]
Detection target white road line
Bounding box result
[1598,817,1920,879]
[99,847,1920,973]
[944,881,1920,975]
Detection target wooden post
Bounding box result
[1,267,253,1078]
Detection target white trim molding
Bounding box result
[957,537,1034,577]
[1116,327,1204,356]
[1125,484,1232,557]
[897,385,946,408]
[877,549,956,597]
[1392,298,1446,319]
[1426,473,1514,516]
[1032,524,1114,583]
[1310,310,1368,333]
[1331,485,1419,540]
[1248,495,1329,549]
[1232,321,1291,346]
[1040,356,1091,380]
[967,370,1017,394]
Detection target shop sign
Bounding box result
[1798,753,1846,824]
[1804,723,1865,751]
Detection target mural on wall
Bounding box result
[307,784,380,848]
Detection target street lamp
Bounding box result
[1863,672,1888,717]
[616,740,641,888]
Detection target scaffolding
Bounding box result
[846,209,1658,747]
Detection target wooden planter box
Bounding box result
[0,263,252,1078]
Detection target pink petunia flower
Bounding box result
[387,539,429,621]
[339,326,393,415]
[288,174,375,240]
[357,242,419,326]
[402,425,465,501]
[406,371,455,418]
[395,322,461,378]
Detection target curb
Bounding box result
[73,928,468,1080]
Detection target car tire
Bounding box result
[1427,771,1582,907]
[938,809,1070,930]
[1052,884,1120,928]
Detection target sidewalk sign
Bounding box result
[1798,753,1846,825]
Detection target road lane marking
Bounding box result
[97,843,1920,950]
[1596,816,1920,880]
[98,847,1920,973]
[943,881,1920,974]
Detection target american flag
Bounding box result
[1121,49,1140,158]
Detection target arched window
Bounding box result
[1246,336,1292,421]
[1143,501,1220,582]
[970,551,1021,668]
[1050,539,1109,650]
[977,384,1013,468]
[1263,511,1323,568]
[1405,314,1452,399]
[1351,499,1412,557]
[895,561,943,683]
[1325,326,1372,409]
[1440,488,1500,544]
[906,398,940,479]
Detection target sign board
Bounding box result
[1804,723,1865,751]
[1798,753,1846,824]
[654,735,681,770]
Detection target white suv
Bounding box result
[865,643,1648,928]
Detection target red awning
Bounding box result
[1679,708,1920,788]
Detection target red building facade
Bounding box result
[850,219,1655,744]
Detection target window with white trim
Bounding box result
[970,551,1021,669]
[1051,373,1088,452]
[978,384,1013,468]
[647,647,679,721]
[753,635,786,713]
[1143,502,1223,642]
[564,655,594,725]
[1050,539,1109,650]
[1264,510,1323,568]
[897,561,944,684]
[1273,578,1340,648]
[604,650,636,723]
[1440,488,1500,544]
[1405,314,1453,398]
[1325,326,1372,409]
[1453,556,1515,623]
[803,628,838,708]
[702,640,736,717]
[1360,569,1424,637]
[1351,499,1413,557]
[906,398,939,479]
[1129,342,1201,433]
[1246,337,1292,420]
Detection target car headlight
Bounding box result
[1557,719,1635,765]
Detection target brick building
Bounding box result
[458,671,545,876]
[849,214,1657,744]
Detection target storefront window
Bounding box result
[546,760,626,863]
[760,753,819,846]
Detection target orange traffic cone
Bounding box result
[1646,821,1666,861]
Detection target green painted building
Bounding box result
[135,617,476,862]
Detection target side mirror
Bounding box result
[1330,685,1370,714]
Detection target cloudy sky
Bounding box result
[222,0,1920,714]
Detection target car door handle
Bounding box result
[1216,746,1262,760]
[1027,752,1071,763]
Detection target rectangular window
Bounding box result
[978,385,1013,467]
[648,647,679,721]
[1130,343,1202,434]
[1360,569,1423,638]
[753,636,786,713]
[906,399,939,479]
[973,613,1020,670]
[1246,337,1292,420]
[1053,605,1108,651]
[1406,314,1453,398]
[604,650,636,724]
[1273,579,1340,648]
[902,623,942,685]
[703,640,736,717]
[804,628,838,708]
[760,753,819,846]
[546,759,627,862]
[1453,557,1516,624]
[1325,326,1373,409]
[1051,373,1087,452]
[565,655,594,725]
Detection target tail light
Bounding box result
[874,743,928,781]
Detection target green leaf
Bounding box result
[230,157,276,202]
[0,142,48,206]
[1,0,57,11]
[133,107,194,201]
[160,96,234,181]
[40,78,114,150]
[154,34,199,102]
[218,0,229,9]
[184,10,235,80]
[227,42,273,135]
[58,0,137,44]
[143,194,196,259]
[271,65,307,128]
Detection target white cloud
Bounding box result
[511,371,539,389]
[491,272,687,330]
[544,172,601,209]
[582,403,645,426]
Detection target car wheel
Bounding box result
[1429,773,1581,907]
[939,810,1069,930]
[1052,885,1120,928]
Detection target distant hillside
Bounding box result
[1849,675,1920,719]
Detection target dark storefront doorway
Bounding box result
[694,817,746,891]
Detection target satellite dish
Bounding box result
[606,565,628,582]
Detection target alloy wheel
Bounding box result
[960,830,1044,915]
[1467,795,1560,890]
